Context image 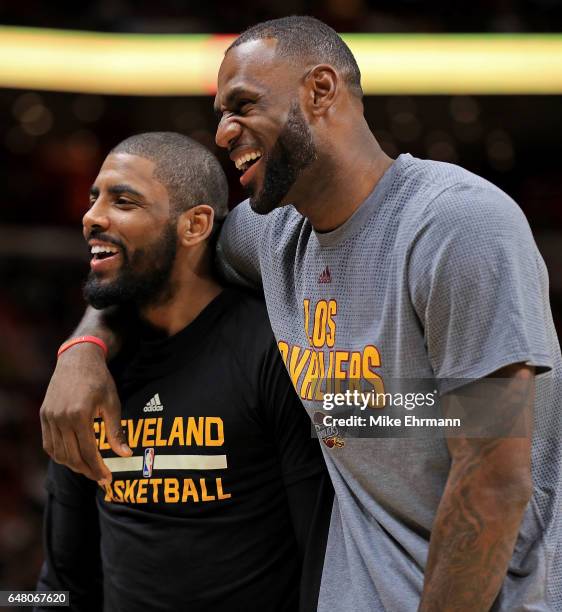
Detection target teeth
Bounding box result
[234,151,262,171]
[91,245,118,255]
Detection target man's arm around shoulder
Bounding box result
[40,306,131,483]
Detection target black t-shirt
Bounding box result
[41,289,331,612]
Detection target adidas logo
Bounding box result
[318,266,331,284]
[143,393,164,413]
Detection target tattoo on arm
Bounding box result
[419,365,534,611]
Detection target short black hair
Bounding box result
[111,132,228,221]
[227,16,362,99]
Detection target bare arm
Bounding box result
[418,364,534,611]
[40,306,131,484]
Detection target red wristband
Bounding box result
[57,336,108,359]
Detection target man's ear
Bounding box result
[303,64,339,116]
[177,205,215,247]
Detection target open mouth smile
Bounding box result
[89,242,122,273]
[232,149,263,187]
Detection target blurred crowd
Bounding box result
[1,0,562,33]
[0,0,561,593]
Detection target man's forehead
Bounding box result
[223,38,279,72]
[94,153,159,190]
[217,38,287,96]
[98,153,154,178]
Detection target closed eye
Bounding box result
[237,99,254,113]
[217,99,256,119]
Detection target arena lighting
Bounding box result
[1,27,561,95]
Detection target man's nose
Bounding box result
[83,199,110,236]
[215,115,242,149]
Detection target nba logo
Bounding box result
[143,448,155,477]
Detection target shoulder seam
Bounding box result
[419,181,467,214]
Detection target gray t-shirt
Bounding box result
[217,154,561,611]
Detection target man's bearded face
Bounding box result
[248,101,316,215]
[84,221,177,310]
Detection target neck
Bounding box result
[294,119,394,232]
[140,248,223,336]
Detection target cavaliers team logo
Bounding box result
[313,412,345,448]
[143,447,155,477]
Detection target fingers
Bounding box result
[42,407,112,483]
[75,422,113,484]
[40,402,69,466]
[40,407,54,459]
[102,396,132,458]
[61,429,99,480]
[48,423,68,465]
[39,342,123,482]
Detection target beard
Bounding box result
[249,101,317,215]
[83,222,178,310]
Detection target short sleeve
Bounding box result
[408,182,553,393]
[216,199,265,290]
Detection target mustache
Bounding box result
[86,231,126,250]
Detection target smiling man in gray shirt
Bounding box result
[40,16,561,611]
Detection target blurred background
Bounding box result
[1,0,561,593]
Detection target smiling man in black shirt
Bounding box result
[36,132,331,612]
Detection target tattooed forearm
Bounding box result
[419,440,530,610]
[418,365,534,612]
